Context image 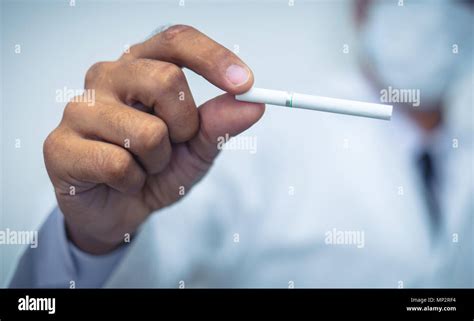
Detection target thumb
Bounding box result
[188,93,265,163]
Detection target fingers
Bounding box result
[142,93,264,208]
[83,25,256,145]
[63,101,172,175]
[188,93,265,163]
[104,59,199,143]
[44,128,146,194]
[125,25,254,94]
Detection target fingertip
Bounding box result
[224,64,255,94]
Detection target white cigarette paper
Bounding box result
[235,87,392,120]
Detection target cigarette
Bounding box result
[235,87,392,121]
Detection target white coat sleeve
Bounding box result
[9,207,129,288]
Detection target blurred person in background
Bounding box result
[10,0,473,288]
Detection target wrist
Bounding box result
[64,220,128,255]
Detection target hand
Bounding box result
[43,25,265,254]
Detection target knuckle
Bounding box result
[161,24,195,42]
[43,128,69,174]
[62,101,82,121]
[85,61,114,86]
[137,120,168,152]
[128,59,154,78]
[43,129,59,159]
[104,150,133,181]
[160,64,185,91]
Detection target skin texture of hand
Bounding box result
[43,25,265,254]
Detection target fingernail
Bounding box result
[226,64,250,86]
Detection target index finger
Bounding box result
[124,25,254,95]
